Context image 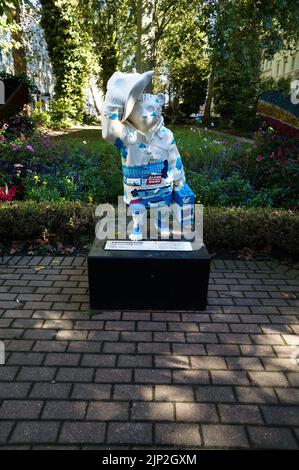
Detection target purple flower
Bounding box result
[256,155,264,161]
[12,144,19,151]
[25,145,34,152]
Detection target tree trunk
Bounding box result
[136,0,142,72]
[203,69,214,121]
[11,0,27,75]
[90,84,101,116]
[136,0,155,91]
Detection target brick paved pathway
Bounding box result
[0,256,299,449]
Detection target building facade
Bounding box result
[261,41,299,82]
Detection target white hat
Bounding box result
[105,70,154,122]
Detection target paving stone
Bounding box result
[226,357,264,370]
[262,357,299,371]
[195,386,235,403]
[105,321,136,331]
[200,323,229,332]
[249,371,289,387]
[0,421,14,444]
[181,313,210,322]
[218,404,263,424]
[262,406,299,425]
[240,345,275,357]
[138,342,171,354]
[44,353,81,366]
[191,356,227,370]
[235,387,278,404]
[95,368,132,383]
[0,366,19,381]
[7,352,45,366]
[155,355,189,369]
[3,309,33,318]
[87,401,129,421]
[155,385,194,402]
[248,426,298,449]
[33,340,68,352]
[186,333,218,344]
[81,354,116,367]
[202,424,249,448]
[218,333,252,344]
[0,400,43,419]
[131,402,174,421]
[30,383,71,399]
[154,332,185,343]
[42,401,87,419]
[137,321,167,331]
[172,343,205,355]
[67,341,102,353]
[206,344,240,356]
[56,330,88,340]
[118,354,152,368]
[135,368,172,384]
[173,370,210,384]
[287,373,299,386]
[121,332,152,342]
[23,329,57,340]
[123,312,151,321]
[60,422,106,443]
[10,422,60,444]
[155,423,201,446]
[275,388,299,404]
[176,403,218,423]
[71,383,111,400]
[107,423,152,445]
[211,371,250,385]
[56,367,94,382]
[113,385,153,401]
[17,366,56,382]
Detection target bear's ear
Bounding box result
[156,93,165,107]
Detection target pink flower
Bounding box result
[256,155,264,161]
[14,163,24,168]
[268,167,274,173]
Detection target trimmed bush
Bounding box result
[0,201,298,255]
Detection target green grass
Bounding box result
[50,124,252,160]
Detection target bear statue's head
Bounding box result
[128,93,165,133]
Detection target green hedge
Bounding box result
[0,201,298,255]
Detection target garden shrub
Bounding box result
[31,110,52,129]
[0,202,298,255]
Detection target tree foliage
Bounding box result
[92,0,136,92]
[157,2,208,121]
[40,0,93,122]
[199,0,299,128]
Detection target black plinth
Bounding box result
[88,238,210,311]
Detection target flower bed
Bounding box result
[0,121,298,209]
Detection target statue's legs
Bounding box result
[153,205,171,238]
[128,204,146,241]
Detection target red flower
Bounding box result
[0,185,17,202]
